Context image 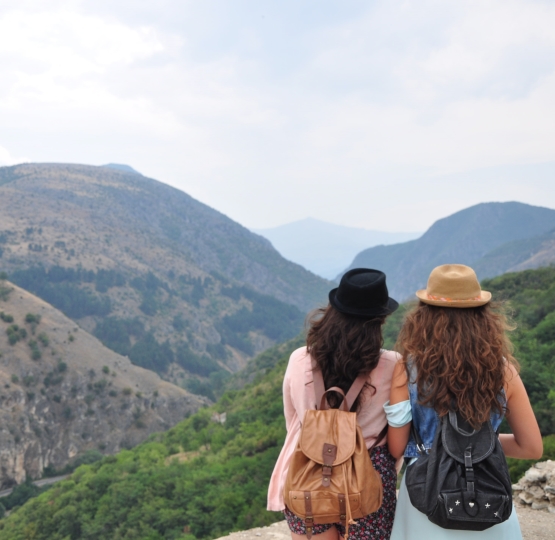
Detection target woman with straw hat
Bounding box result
[384,264,543,540]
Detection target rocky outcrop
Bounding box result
[0,281,207,489]
[513,460,555,513]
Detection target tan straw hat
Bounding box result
[416,264,491,308]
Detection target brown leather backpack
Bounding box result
[283,366,387,539]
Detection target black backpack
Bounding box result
[405,411,512,531]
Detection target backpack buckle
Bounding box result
[416,443,427,455]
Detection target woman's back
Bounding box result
[268,268,400,540]
[387,264,543,540]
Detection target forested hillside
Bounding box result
[1,266,555,539]
[482,266,555,435]
[0,337,302,540]
[0,163,330,394]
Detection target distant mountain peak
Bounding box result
[101,163,141,175]
[253,218,421,279]
[344,201,555,300]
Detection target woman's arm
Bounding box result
[499,364,543,459]
[387,360,412,459]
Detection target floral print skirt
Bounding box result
[284,444,397,539]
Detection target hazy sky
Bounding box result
[1,0,555,232]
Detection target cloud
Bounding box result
[0,0,554,232]
[0,7,163,109]
[0,144,27,166]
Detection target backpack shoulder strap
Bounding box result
[312,360,326,409]
[345,373,368,411]
[370,423,389,451]
[312,359,368,411]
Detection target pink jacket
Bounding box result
[267,346,399,511]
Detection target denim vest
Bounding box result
[404,378,504,459]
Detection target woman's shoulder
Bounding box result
[365,349,401,385]
[285,346,311,373]
[290,346,309,362]
[379,349,401,368]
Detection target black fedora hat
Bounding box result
[329,268,398,318]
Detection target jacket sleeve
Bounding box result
[283,352,297,432]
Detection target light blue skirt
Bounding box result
[391,473,523,540]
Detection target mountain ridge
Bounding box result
[345,202,555,300]
[0,163,331,388]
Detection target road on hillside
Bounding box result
[0,475,70,499]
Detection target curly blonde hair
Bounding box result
[397,302,518,428]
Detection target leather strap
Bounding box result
[320,387,349,411]
[370,423,389,451]
[345,373,368,411]
[338,493,347,526]
[322,443,337,487]
[304,491,314,540]
[312,363,326,409]
[312,362,368,412]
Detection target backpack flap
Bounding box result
[436,490,509,529]
[441,412,495,464]
[300,409,357,465]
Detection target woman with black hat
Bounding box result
[268,268,400,540]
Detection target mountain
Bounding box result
[2,265,555,539]
[253,217,421,279]
[101,163,141,175]
[344,202,555,301]
[0,163,331,389]
[0,278,206,489]
[473,228,555,278]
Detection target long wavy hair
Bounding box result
[306,306,386,411]
[397,302,518,428]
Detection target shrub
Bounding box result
[0,284,12,301]
[28,340,41,360]
[43,371,63,387]
[0,312,14,323]
[25,313,41,324]
[22,375,35,386]
[37,332,49,346]
[7,325,27,345]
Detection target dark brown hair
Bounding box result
[306,306,385,411]
[396,302,518,428]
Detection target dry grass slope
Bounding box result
[0,279,206,488]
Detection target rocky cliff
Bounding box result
[0,279,206,489]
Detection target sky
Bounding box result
[1,0,555,232]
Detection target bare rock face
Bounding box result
[513,461,555,514]
[0,281,207,489]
